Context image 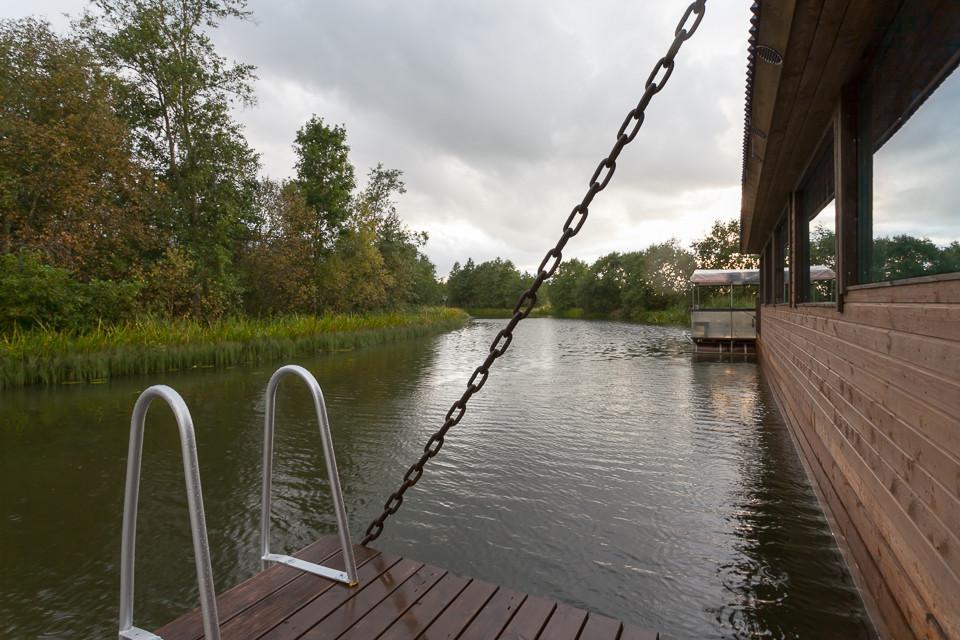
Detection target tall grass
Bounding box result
[0,307,468,389]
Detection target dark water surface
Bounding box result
[0,319,873,639]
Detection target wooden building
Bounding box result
[740,2,959,639]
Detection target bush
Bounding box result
[0,252,139,332]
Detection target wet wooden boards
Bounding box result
[155,536,659,640]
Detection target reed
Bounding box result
[0,307,468,389]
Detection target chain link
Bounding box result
[361,0,707,546]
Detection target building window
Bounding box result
[796,137,836,303]
[866,69,959,282]
[774,217,789,303]
[857,1,959,284]
[808,199,837,302]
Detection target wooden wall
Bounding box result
[758,275,960,640]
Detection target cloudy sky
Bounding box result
[4,0,755,276]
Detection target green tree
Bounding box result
[446,259,476,307]
[871,234,943,281]
[692,219,759,269]
[294,116,356,242]
[240,179,319,315]
[317,218,392,312]
[938,241,960,274]
[548,258,588,311]
[444,257,529,308]
[618,243,694,317]
[0,18,160,281]
[809,225,836,270]
[578,253,625,314]
[79,0,260,316]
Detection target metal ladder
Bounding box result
[260,365,358,585]
[118,385,220,640]
[118,366,357,640]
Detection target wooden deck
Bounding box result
[155,536,660,640]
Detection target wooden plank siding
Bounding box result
[758,281,960,640]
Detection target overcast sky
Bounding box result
[5,0,757,275]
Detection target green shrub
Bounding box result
[0,252,139,332]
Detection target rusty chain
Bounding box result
[361,0,707,546]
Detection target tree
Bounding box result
[240,179,318,315]
[316,218,392,312]
[620,242,695,314]
[692,219,759,269]
[809,225,837,270]
[644,240,696,301]
[548,258,588,311]
[0,18,160,281]
[938,241,960,274]
[294,116,356,242]
[444,258,530,309]
[871,234,943,281]
[79,0,261,315]
[578,253,625,314]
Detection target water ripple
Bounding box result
[0,319,872,639]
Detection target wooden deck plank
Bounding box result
[456,587,526,640]
[334,564,449,639]
[257,552,402,640]
[298,558,428,639]
[154,537,343,640]
[535,602,587,639]
[154,537,661,640]
[377,573,472,639]
[496,595,555,639]
[578,612,623,639]
[419,579,499,640]
[219,546,381,640]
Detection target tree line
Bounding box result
[447,220,758,319]
[445,219,960,319]
[0,1,441,332]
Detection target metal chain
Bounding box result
[361,0,707,546]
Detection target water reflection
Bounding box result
[0,319,871,639]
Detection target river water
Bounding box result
[0,318,872,639]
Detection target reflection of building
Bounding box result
[740,3,959,640]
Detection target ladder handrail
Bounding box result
[119,385,220,640]
[260,365,358,585]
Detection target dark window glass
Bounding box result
[867,66,959,282]
[775,220,789,303]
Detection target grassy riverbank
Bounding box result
[0,307,468,389]
[467,306,688,326]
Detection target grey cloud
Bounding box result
[6,0,761,276]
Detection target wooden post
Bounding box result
[790,191,805,306]
[834,83,859,311]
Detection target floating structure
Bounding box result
[741,2,960,639]
[688,268,759,354]
[688,267,834,354]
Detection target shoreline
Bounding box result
[464,306,688,326]
[0,307,468,389]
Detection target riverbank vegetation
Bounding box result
[449,220,758,325]
[1,6,442,337]
[1,3,459,387]
[0,308,467,388]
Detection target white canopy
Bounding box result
[690,269,759,285]
[690,266,836,285]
